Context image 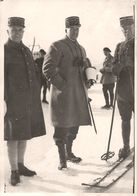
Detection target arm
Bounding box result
[112,43,124,76]
[43,43,66,91]
[4,46,8,115]
[84,58,96,87]
[104,57,114,73]
[4,46,8,104]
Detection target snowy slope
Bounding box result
[3,84,134,193]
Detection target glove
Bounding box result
[100,68,105,74]
[86,79,95,89]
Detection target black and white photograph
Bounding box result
[0,0,136,194]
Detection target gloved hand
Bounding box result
[86,79,95,89]
[100,68,105,74]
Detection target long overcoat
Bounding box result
[4,39,46,140]
[43,36,91,127]
[112,38,134,103]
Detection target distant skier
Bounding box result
[112,16,134,158]
[100,47,115,109]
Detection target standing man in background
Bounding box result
[35,49,49,104]
[100,47,115,109]
[112,16,134,158]
[43,16,93,170]
[4,17,46,186]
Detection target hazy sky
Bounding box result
[0,0,134,67]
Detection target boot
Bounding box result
[118,120,131,159]
[57,144,67,170]
[66,141,82,163]
[10,170,20,186]
[18,163,36,176]
[118,146,130,159]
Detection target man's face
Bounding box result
[121,24,135,40]
[39,52,45,58]
[7,26,24,43]
[66,26,80,40]
[103,50,109,56]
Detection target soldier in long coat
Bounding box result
[43,16,93,170]
[4,17,46,186]
[100,47,115,109]
[112,16,134,158]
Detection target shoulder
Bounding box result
[110,55,114,60]
[4,41,8,47]
[79,44,85,50]
[79,44,86,56]
[114,42,124,54]
[116,41,123,48]
[22,44,33,57]
[22,43,31,52]
[51,38,65,48]
[4,40,11,50]
[48,39,66,54]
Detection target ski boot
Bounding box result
[18,163,36,176]
[118,147,130,159]
[10,170,20,186]
[67,153,82,163]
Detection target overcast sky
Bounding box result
[0,0,134,67]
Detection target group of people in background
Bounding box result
[4,15,134,186]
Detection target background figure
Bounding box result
[112,16,134,159]
[100,47,115,109]
[43,16,93,170]
[4,17,46,186]
[35,49,49,104]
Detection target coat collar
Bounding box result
[65,36,79,45]
[6,39,26,49]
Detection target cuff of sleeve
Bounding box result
[51,74,66,91]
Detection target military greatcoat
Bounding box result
[4,39,46,140]
[43,36,91,127]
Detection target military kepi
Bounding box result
[65,16,81,28]
[8,17,25,27]
[120,16,134,27]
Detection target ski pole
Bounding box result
[101,81,118,161]
[88,98,97,134]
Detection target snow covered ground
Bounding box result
[3,83,134,193]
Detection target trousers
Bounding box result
[53,127,79,145]
[117,100,134,148]
[102,83,115,106]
